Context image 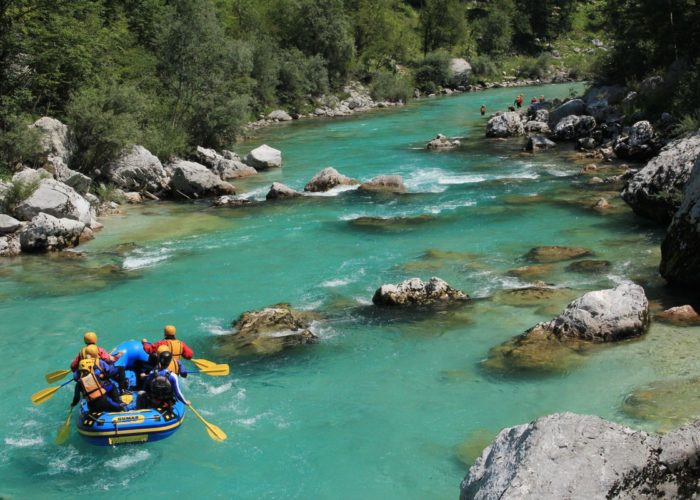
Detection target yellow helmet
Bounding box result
[84,331,97,344]
[85,344,99,358]
[157,344,171,354]
[164,325,176,337]
[78,358,95,372]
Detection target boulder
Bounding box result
[583,85,626,105]
[613,121,659,161]
[553,115,596,140]
[486,112,524,138]
[523,121,550,134]
[0,214,21,234]
[217,304,318,356]
[245,144,282,169]
[449,58,472,86]
[548,98,587,126]
[660,157,700,285]
[212,195,252,207]
[15,178,92,225]
[427,134,461,150]
[460,412,700,500]
[304,167,359,192]
[525,135,556,152]
[536,282,649,342]
[52,159,91,194]
[29,117,71,162]
[565,259,611,273]
[656,305,700,325]
[266,182,302,200]
[358,175,406,193]
[525,246,592,263]
[12,168,51,186]
[167,160,236,197]
[19,212,85,252]
[105,145,169,192]
[372,277,469,307]
[0,234,20,257]
[195,146,257,180]
[621,133,700,224]
[267,110,293,122]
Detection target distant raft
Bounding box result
[76,339,186,446]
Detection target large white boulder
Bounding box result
[19,212,85,252]
[29,117,71,163]
[372,277,470,306]
[195,146,257,180]
[167,159,236,197]
[104,145,169,192]
[15,178,92,225]
[486,112,525,138]
[304,167,359,192]
[245,145,282,169]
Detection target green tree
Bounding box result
[477,0,514,55]
[419,0,467,55]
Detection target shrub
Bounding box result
[369,72,412,102]
[470,55,500,81]
[1,176,43,215]
[277,49,329,112]
[517,53,554,79]
[93,182,126,203]
[0,113,43,174]
[673,109,700,137]
[414,51,451,92]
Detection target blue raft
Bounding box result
[76,339,186,446]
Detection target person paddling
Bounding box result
[71,346,125,413]
[142,325,194,376]
[139,351,190,409]
[70,331,126,390]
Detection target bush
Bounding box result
[673,109,700,137]
[66,83,144,173]
[369,72,412,102]
[517,53,554,79]
[0,113,43,174]
[93,182,126,203]
[1,176,44,215]
[414,51,451,92]
[277,49,329,112]
[470,55,500,81]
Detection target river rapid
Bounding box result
[2,83,699,499]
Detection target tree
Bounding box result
[477,0,514,55]
[419,0,467,55]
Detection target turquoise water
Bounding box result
[2,83,698,499]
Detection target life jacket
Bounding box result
[166,339,183,374]
[149,370,174,403]
[79,361,106,401]
[516,95,523,104]
[78,346,90,360]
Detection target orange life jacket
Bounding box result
[166,339,183,374]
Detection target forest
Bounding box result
[1,0,698,174]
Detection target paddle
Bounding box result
[191,358,218,370]
[188,404,227,442]
[54,406,73,445]
[189,364,230,377]
[45,369,71,384]
[31,378,74,406]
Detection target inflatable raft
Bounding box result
[76,340,186,446]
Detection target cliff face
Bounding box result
[460,412,700,500]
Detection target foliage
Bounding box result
[517,53,554,79]
[1,177,42,215]
[470,56,500,81]
[93,182,126,203]
[476,0,514,56]
[419,0,467,56]
[369,72,412,102]
[673,110,700,138]
[0,112,43,173]
[414,51,452,92]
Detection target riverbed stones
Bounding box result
[523,121,550,134]
[656,305,700,325]
[167,159,235,197]
[548,98,586,126]
[621,133,700,224]
[506,264,554,280]
[427,134,461,150]
[372,277,469,306]
[19,212,85,252]
[660,156,700,286]
[622,378,700,430]
[525,135,556,152]
[15,178,92,225]
[195,146,257,180]
[486,112,524,138]
[267,110,293,122]
[105,145,169,192]
[304,167,359,192]
[244,144,282,169]
[553,115,596,140]
[0,234,20,257]
[525,246,592,263]
[266,182,302,200]
[358,175,406,193]
[218,304,318,356]
[460,412,700,500]
[614,120,659,161]
[565,259,611,273]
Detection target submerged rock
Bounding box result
[460,412,700,499]
[493,285,578,308]
[266,182,302,200]
[486,112,524,138]
[212,195,252,207]
[622,378,700,430]
[506,264,554,280]
[621,133,700,224]
[348,215,435,230]
[218,304,318,356]
[655,305,700,325]
[358,175,406,193]
[426,133,460,150]
[525,246,592,263]
[372,277,469,307]
[304,167,359,192]
[565,259,611,273]
[245,144,282,169]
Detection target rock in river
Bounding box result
[195,146,257,180]
[460,412,700,499]
[19,212,85,252]
[485,112,524,138]
[304,167,359,192]
[245,144,282,169]
[525,246,592,263]
[372,277,469,307]
[105,145,170,193]
[15,178,92,226]
[358,175,406,193]
[266,182,302,200]
[167,159,236,197]
[217,304,318,356]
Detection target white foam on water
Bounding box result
[305,184,359,197]
[105,450,150,471]
[4,436,43,447]
[353,295,373,305]
[425,199,476,214]
[309,320,338,340]
[438,174,487,185]
[239,186,268,201]
[236,411,272,427]
[205,381,234,396]
[320,277,354,288]
[404,168,450,193]
[122,247,172,270]
[200,319,230,336]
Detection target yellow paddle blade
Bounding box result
[54,409,72,445]
[189,405,227,442]
[197,364,230,376]
[45,369,71,384]
[31,385,61,406]
[191,358,217,370]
